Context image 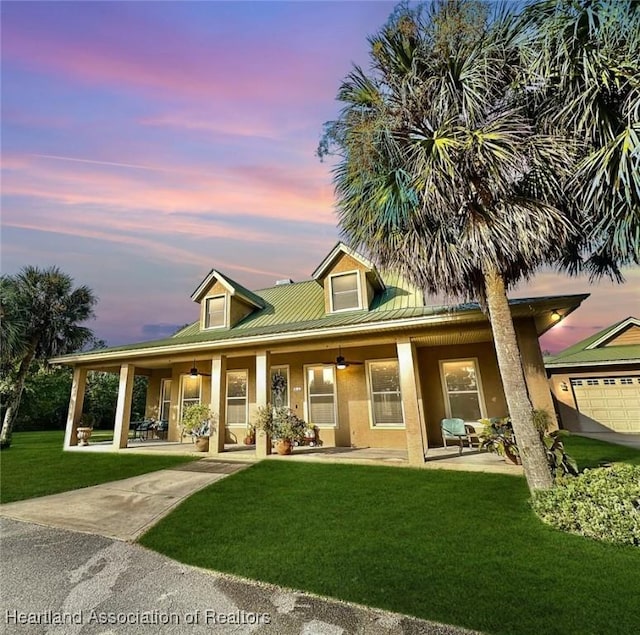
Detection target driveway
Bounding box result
[0,518,478,635]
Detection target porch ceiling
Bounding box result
[412,326,493,347]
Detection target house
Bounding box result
[546,317,640,433]
[52,242,587,465]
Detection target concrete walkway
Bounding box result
[0,460,249,541]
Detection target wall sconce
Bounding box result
[551,310,562,323]
[560,381,568,392]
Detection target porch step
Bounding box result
[169,460,250,475]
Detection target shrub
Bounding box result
[532,463,640,547]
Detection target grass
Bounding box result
[140,441,640,635]
[562,433,640,469]
[0,431,197,504]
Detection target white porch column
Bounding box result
[63,367,88,449]
[255,350,271,458]
[209,354,227,455]
[113,363,135,450]
[396,339,428,464]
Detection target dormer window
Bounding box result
[205,295,226,328]
[330,271,361,312]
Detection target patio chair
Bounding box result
[155,420,169,440]
[441,418,473,455]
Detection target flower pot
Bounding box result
[243,434,255,445]
[77,427,93,446]
[504,447,521,465]
[194,437,210,452]
[275,439,293,455]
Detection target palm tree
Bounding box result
[518,0,640,275]
[321,2,581,491]
[0,266,96,449]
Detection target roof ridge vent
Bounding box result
[276,278,294,286]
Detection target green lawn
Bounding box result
[562,433,640,468]
[140,444,640,635]
[0,431,197,504]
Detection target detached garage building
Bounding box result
[546,317,640,434]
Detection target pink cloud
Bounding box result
[2,153,336,225]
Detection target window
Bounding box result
[180,375,201,420]
[330,271,360,311]
[160,379,172,421]
[306,365,336,426]
[620,377,633,385]
[205,295,226,328]
[440,359,486,421]
[571,379,583,387]
[270,366,289,408]
[603,379,616,385]
[586,379,600,386]
[367,360,403,426]
[226,370,248,426]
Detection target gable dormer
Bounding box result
[312,242,385,314]
[191,270,264,330]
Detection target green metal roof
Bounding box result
[50,268,587,364]
[545,317,640,367]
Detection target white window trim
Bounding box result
[203,294,227,330]
[270,365,290,408]
[225,368,248,427]
[160,378,172,421]
[328,270,363,313]
[179,374,202,421]
[303,364,338,428]
[366,359,405,429]
[439,357,487,422]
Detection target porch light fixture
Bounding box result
[551,310,562,322]
[336,356,348,370]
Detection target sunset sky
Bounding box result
[2,1,637,353]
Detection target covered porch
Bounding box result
[60,307,561,467]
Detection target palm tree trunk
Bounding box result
[0,345,36,449]
[483,265,553,491]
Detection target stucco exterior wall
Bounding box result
[417,341,508,445]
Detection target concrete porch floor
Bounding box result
[72,438,523,475]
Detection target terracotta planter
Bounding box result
[275,439,293,455]
[77,427,93,446]
[243,434,256,445]
[194,437,210,452]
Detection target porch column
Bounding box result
[113,364,135,450]
[255,350,271,458]
[397,339,427,464]
[516,319,559,430]
[63,367,88,449]
[209,354,227,455]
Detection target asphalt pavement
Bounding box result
[0,518,479,635]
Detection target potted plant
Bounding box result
[479,416,520,464]
[303,423,318,446]
[77,413,95,446]
[181,404,215,452]
[255,405,307,455]
[243,423,256,445]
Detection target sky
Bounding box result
[1,1,638,354]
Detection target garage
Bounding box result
[570,377,640,433]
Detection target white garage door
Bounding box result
[571,377,640,433]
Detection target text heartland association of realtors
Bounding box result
[5,609,272,626]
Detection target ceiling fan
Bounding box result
[189,361,211,377]
[323,348,364,370]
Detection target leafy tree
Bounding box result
[319,1,585,491]
[519,0,639,274]
[0,266,96,448]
